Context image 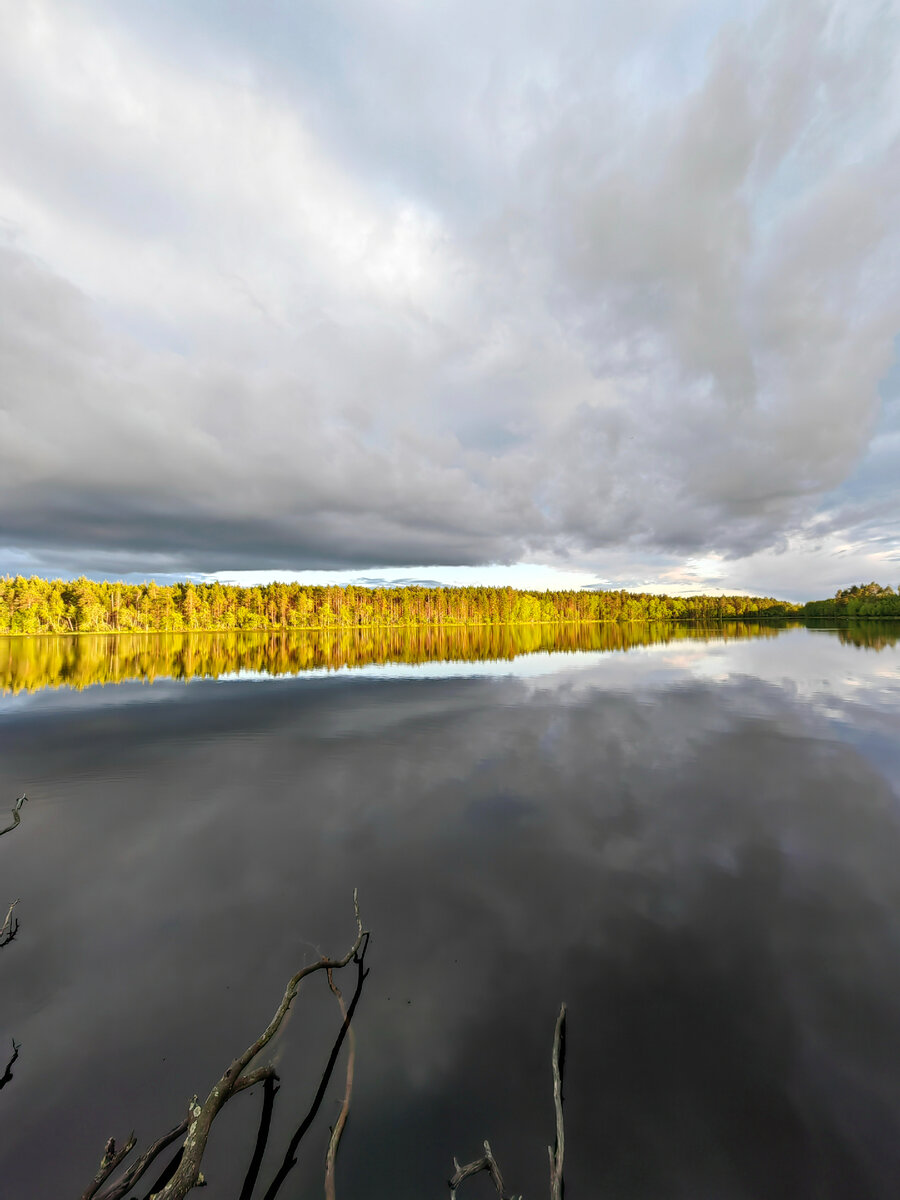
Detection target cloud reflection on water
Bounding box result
[0,626,899,1197]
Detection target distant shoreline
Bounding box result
[3,615,899,639]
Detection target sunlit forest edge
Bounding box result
[1,576,805,635]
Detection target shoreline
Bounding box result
[0,615,815,638]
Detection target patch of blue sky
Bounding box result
[207,562,600,592]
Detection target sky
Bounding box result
[0,0,898,602]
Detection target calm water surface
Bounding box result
[1,622,900,1198]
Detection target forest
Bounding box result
[802,582,900,618]
[0,576,797,635]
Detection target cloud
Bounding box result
[0,0,897,579]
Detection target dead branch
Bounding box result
[79,1133,137,1200]
[449,1004,567,1200]
[0,795,27,839]
[94,1118,188,1200]
[324,966,356,1200]
[149,891,367,1200]
[92,1069,276,1200]
[548,1003,566,1200]
[449,1140,519,1200]
[0,899,18,947]
[0,1038,20,1090]
[261,933,369,1200]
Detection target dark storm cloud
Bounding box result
[0,0,897,576]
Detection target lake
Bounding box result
[2,621,900,1198]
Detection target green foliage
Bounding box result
[803,583,900,619]
[0,576,799,635]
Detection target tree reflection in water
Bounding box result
[0,621,798,695]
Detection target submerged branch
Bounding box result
[0,795,27,839]
[0,899,19,947]
[91,1069,278,1200]
[75,895,365,1200]
[150,892,366,1200]
[79,1134,137,1200]
[324,967,356,1200]
[261,931,369,1200]
[449,1141,518,1200]
[548,1003,566,1200]
[68,894,570,1200]
[449,1003,567,1200]
[93,1115,191,1200]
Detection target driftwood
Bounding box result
[0,794,27,838]
[155,933,368,1200]
[259,939,369,1200]
[0,899,18,947]
[88,1117,188,1200]
[78,891,369,1200]
[71,889,567,1199]
[450,1140,516,1199]
[1,797,26,1092]
[79,1135,138,1200]
[449,1002,566,1200]
[324,966,356,1200]
[549,1003,566,1200]
[1,797,26,950]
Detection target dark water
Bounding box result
[1,621,900,1198]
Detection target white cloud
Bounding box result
[0,0,897,591]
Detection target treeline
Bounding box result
[0,622,789,694]
[0,576,797,635]
[803,582,900,619]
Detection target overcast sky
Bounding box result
[1,0,898,600]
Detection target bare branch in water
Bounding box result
[91,1069,277,1200]
[261,931,369,1200]
[449,1003,566,1200]
[0,899,19,947]
[449,1140,519,1200]
[66,885,572,1200]
[78,1133,137,1200]
[147,891,366,1200]
[75,893,368,1200]
[93,1117,188,1200]
[72,894,566,1200]
[0,1038,20,1090]
[0,795,27,839]
[324,966,356,1200]
[548,1003,566,1200]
